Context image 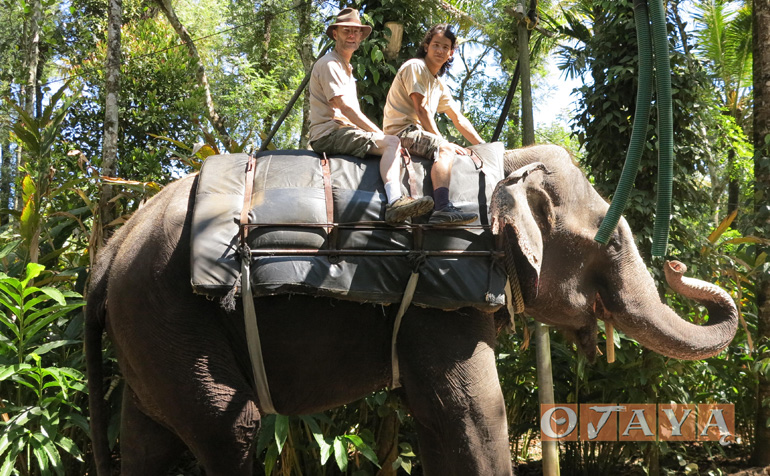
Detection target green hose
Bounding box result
[648,0,673,257]
[594,0,672,257]
[594,0,653,245]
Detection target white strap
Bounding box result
[241,253,277,414]
[390,271,420,389]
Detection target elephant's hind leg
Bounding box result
[118,384,188,476]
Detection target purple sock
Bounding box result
[434,187,450,210]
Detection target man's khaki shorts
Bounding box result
[397,125,446,160]
[310,127,376,158]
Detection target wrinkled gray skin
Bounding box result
[86,144,738,476]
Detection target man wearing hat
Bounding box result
[309,8,434,225]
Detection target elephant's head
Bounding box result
[491,144,738,361]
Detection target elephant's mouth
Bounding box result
[502,225,538,304]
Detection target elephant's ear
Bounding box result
[491,163,552,301]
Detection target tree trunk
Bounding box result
[752,0,770,466]
[97,0,122,250]
[517,3,535,147]
[297,0,314,149]
[0,141,13,223]
[18,0,41,209]
[0,77,13,221]
[374,396,401,476]
[156,0,230,146]
[261,7,274,75]
[23,0,40,119]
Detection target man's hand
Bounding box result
[371,131,386,142]
[447,142,471,156]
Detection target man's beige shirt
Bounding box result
[308,50,360,142]
[383,58,455,136]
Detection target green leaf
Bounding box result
[371,47,384,63]
[399,441,416,457]
[32,432,65,476]
[53,434,83,461]
[264,442,278,476]
[21,175,36,203]
[30,435,51,475]
[25,302,86,338]
[319,436,333,465]
[1,451,19,476]
[0,240,21,260]
[20,196,39,246]
[333,437,348,471]
[22,263,46,287]
[0,364,32,381]
[0,312,21,340]
[39,287,66,306]
[148,133,193,152]
[50,177,88,198]
[31,340,79,357]
[274,414,289,454]
[12,125,40,155]
[300,414,327,452]
[344,434,380,467]
[255,414,275,454]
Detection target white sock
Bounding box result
[384,181,402,205]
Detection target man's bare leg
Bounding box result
[371,134,433,224]
[428,143,478,226]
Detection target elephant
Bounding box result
[86,144,738,476]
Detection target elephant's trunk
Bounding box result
[611,259,738,360]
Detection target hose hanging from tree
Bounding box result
[594,0,673,257]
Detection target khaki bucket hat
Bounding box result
[326,8,372,40]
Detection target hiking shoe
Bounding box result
[385,196,435,225]
[428,204,478,226]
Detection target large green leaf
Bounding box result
[274,414,289,454]
[333,436,347,471]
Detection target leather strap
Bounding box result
[605,322,615,363]
[239,155,277,415]
[390,271,420,389]
[241,250,277,414]
[320,153,334,233]
[469,149,484,171]
[240,155,258,240]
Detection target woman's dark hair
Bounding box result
[416,24,456,77]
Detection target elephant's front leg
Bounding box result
[398,309,512,476]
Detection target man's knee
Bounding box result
[436,143,454,162]
[383,134,400,150]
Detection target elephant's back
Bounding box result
[106,174,198,286]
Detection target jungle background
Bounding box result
[1,0,769,474]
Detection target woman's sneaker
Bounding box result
[428,203,478,226]
[385,196,435,225]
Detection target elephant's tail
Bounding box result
[85,268,111,476]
